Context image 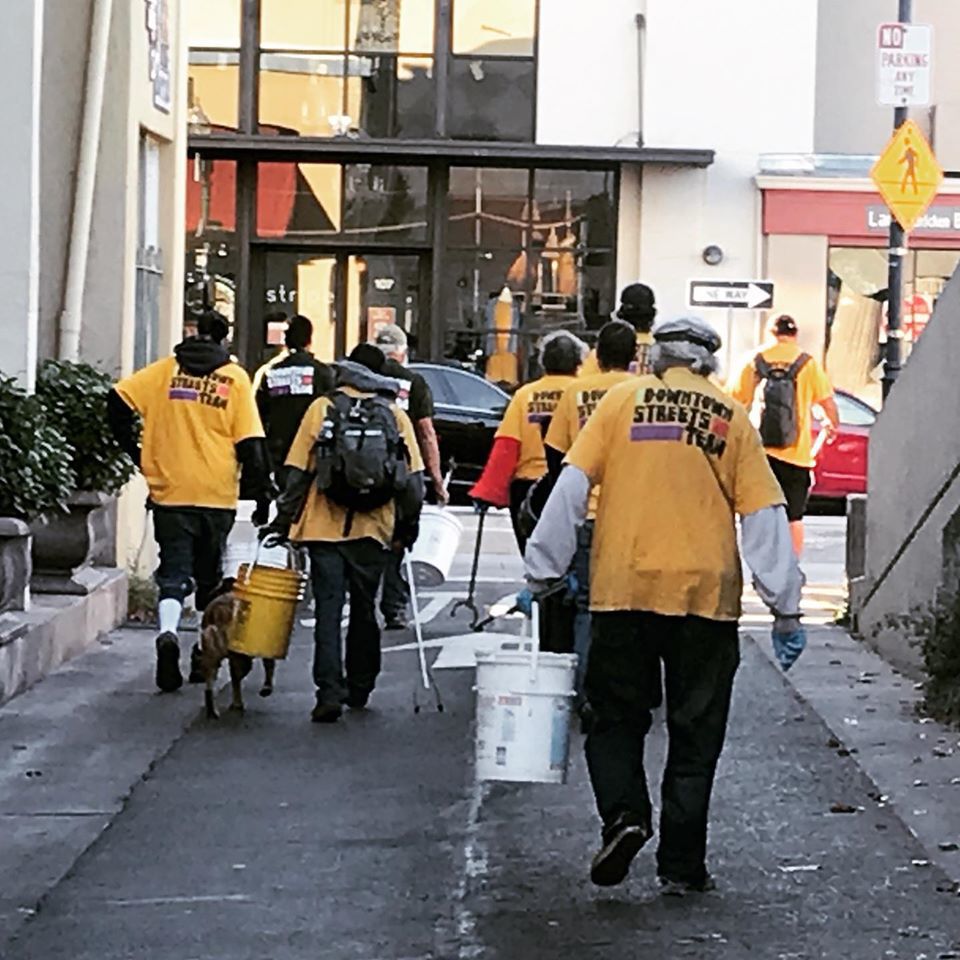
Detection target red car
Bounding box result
[810,390,876,510]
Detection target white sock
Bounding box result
[158,598,183,636]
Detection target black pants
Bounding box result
[152,505,235,610]
[508,478,574,654]
[508,478,536,554]
[308,539,388,705]
[380,549,410,618]
[585,611,739,886]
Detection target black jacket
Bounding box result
[256,350,336,470]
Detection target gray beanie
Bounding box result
[651,316,722,377]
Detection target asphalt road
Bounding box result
[4,514,960,959]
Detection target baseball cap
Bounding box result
[618,282,656,313]
[653,316,722,353]
[374,324,408,351]
[772,314,798,336]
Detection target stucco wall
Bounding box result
[857,266,960,672]
[536,0,641,148]
[0,0,43,388]
[633,0,818,378]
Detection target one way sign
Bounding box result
[688,279,775,310]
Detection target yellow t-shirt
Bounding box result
[566,367,785,621]
[730,341,834,469]
[579,331,654,378]
[545,369,635,517]
[284,390,424,545]
[115,356,264,510]
[494,374,576,482]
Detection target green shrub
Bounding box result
[36,360,136,495]
[0,377,75,519]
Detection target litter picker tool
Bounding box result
[451,505,487,629]
[405,550,444,713]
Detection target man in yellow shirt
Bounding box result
[544,320,637,703]
[259,346,425,723]
[525,316,803,893]
[580,282,656,377]
[470,330,585,552]
[108,311,271,693]
[730,314,839,556]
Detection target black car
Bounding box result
[409,362,509,503]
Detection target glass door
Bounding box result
[255,250,341,368]
[345,254,424,358]
[251,249,427,371]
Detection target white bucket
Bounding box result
[223,539,289,579]
[408,506,463,587]
[474,606,577,783]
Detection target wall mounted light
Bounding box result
[702,244,724,266]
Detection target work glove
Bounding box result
[771,615,807,671]
[251,496,272,528]
[515,587,534,617]
[257,519,290,549]
[472,499,490,514]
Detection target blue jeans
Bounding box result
[572,520,594,699]
[308,539,388,705]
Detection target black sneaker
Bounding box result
[311,701,343,724]
[383,613,409,631]
[658,873,716,897]
[155,632,183,693]
[590,815,651,887]
[343,688,371,710]
[188,643,205,684]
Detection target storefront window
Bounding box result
[826,246,960,404]
[346,54,436,139]
[448,0,537,141]
[343,164,428,241]
[259,0,435,137]
[447,58,534,141]
[350,0,435,53]
[256,162,427,241]
[453,0,536,56]
[184,159,238,331]
[187,0,240,133]
[442,164,617,369]
[261,0,348,51]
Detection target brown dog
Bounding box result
[198,579,276,719]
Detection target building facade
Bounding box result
[184,0,720,378]
[0,0,188,567]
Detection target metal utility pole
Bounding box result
[882,0,912,401]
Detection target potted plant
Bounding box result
[0,377,75,611]
[30,361,136,594]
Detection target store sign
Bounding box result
[866,204,960,233]
[145,0,172,114]
[876,22,932,107]
[367,307,397,341]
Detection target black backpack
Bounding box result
[313,392,409,530]
[754,353,810,448]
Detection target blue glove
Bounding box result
[515,587,534,617]
[771,617,807,671]
[565,571,579,599]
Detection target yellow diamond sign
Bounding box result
[871,119,943,232]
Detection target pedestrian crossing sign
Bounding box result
[870,119,943,232]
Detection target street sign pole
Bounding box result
[883,0,912,400]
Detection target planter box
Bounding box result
[30,492,113,596]
[0,518,31,613]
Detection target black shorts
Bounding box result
[767,456,811,522]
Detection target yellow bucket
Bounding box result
[227,562,308,660]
